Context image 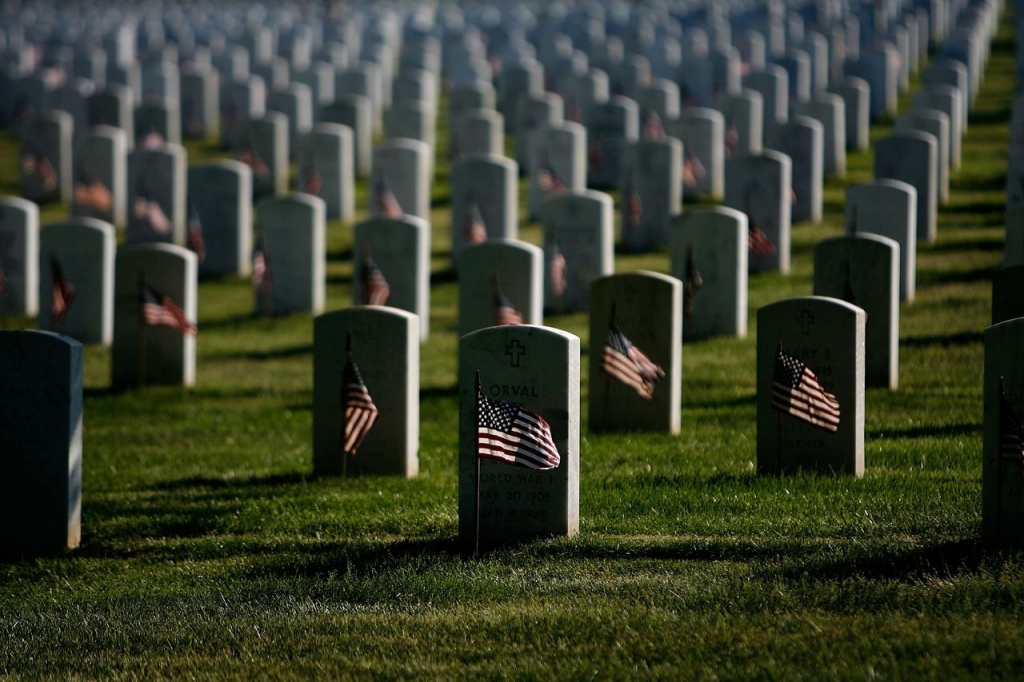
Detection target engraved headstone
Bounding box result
[874,132,938,244]
[458,239,543,337]
[666,108,722,199]
[267,83,313,160]
[588,272,682,433]
[792,93,846,178]
[671,206,748,340]
[0,331,82,559]
[767,116,823,224]
[111,243,198,388]
[0,197,39,317]
[371,139,431,221]
[134,100,181,147]
[187,161,253,278]
[757,297,866,476]
[724,151,792,273]
[237,113,289,198]
[619,138,682,252]
[126,144,187,247]
[180,70,218,140]
[450,154,519,258]
[296,123,355,222]
[320,95,373,177]
[255,194,326,315]
[813,235,900,389]
[715,89,764,156]
[895,109,950,203]
[826,76,870,151]
[313,307,419,477]
[458,324,580,548]
[353,216,430,340]
[219,76,266,149]
[88,86,135,147]
[38,218,115,344]
[845,180,917,302]
[541,191,614,314]
[527,122,585,219]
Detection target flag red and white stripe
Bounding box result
[772,346,840,432]
[140,284,196,336]
[477,383,560,470]
[603,320,665,399]
[642,111,665,140]
[50,254,75,325]
[133,194,172,235]
[373,177,403,219]
[464,201,487,245]
[537,163,567,194]
[360,254,391,306]
[342,356,379,455]
[187,208,206,263]
[549,243,567,299]
[494,284,523,326]
[748,224,777,256]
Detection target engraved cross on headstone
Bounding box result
[506,339,526,367]
[798,310,815,334]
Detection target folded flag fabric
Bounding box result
[603,319,665,400]
[50,254,75,325]
[772,345,840,432]
[342,355,379,455]
[476,381,560,470]
[140,284,196,336]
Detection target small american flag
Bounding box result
[494,283,523,326]
[772,345,840,433]
[748,224,777,257]
[133,192,172,235]
[50,254,75,325]
[238,146,270,180]
[642,111,665,140]
[683,244,702,319]
[623,181,643,237]
[476,381,560,470]
[304,168,322,195]
[252,235,274,314]
[73,176,113,212]
[725,122,739,157]
[549,241,567,299]
[140,130,165,149]
[341,355,379,455]
[537,162,567,194]
[999,378,1024,471]
[683,150,706,188]
[464,200,487,245]
[588,139,604,169]
[186,207,205,263]
[603,318,665,400]
[360,253,391,306]
[140,284,196,336]
[373,177,403,219]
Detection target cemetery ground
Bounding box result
[2,21,1023,681]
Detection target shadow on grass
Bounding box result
[217,343,313,361]
[198,312,268,331]
[901,331,984,348]
[686,393,757,409]
[866,422,980,439]
[928,237,1005,252]
[774,538,986,582]
[421,383,459,399]
[916,267,995,286]
[327,246,354,262]
[149,472,311,491]
[431,266,458,285]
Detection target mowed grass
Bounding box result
[1,16,1022,679]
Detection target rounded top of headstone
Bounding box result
[118,241,198,264]
[0,195,41,216]
[759,295,866,319]
[459,237,543,261]
[460,322,579,345]
[316,305,419,326]
[849,178,917,200]
[44,216,116,236]
[0,328,83,353]
[676,204,748,225]
[311,122,354,140]
[815,232,900,257]
[681,106,724,122]
[375,137,431,154]
[191,158,253,176]
[593,269,682,290]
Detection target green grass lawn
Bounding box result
[1,15,1022,679]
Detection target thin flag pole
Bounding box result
[138,272,147,388]
[475,369,482,556]
[342,332,352,479]
[776,343,783,474]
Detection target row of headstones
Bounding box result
[24,282,1024,557]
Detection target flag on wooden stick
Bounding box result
[476,378,560,470]
[602,315,665,399]
[359,251,391,306]
[341,354,379,455]
[140,283,196,336]
[50,254,75,325]
[373,177,403,219]
[772,345,840,432]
